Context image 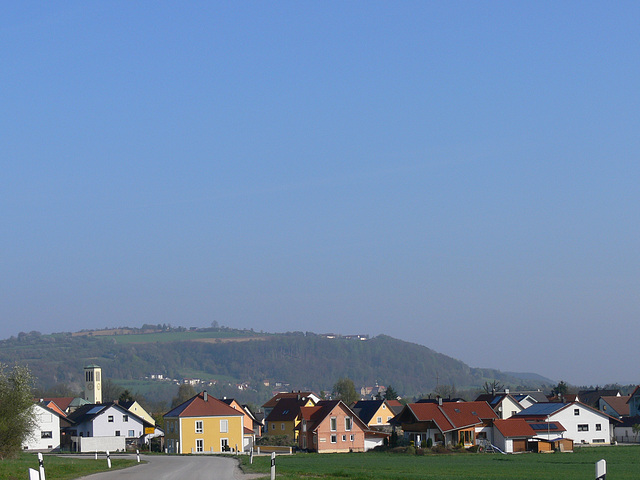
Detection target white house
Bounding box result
[65,402,152,452]
[22,403,65,452]
[516,402,617,445]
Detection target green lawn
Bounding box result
[0,453,140,480]
[239,446,640,480]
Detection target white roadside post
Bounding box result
[38,452,46,480]
[136,449,140,463]
[95,450,98,460]
[28,468,39,480]
[270,452,276,480]
[596,459,606,480]
[250,447,254,464]
[106,450,112,469]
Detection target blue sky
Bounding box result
[2,2,639,386]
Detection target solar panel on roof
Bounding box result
[87,406,104,415]
[517,403,567,416]
[530,423,558,430]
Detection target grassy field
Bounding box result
[110,330,266,344]
[0,453,139,480]
[239,446,640,480]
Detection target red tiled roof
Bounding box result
[493,418,536,438]
[40,397,75,411]
[166,392,244,418]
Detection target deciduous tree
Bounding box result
[0,363,36,459]
[333,377,359,405]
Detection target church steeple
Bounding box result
[84,364,102,404]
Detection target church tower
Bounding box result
[84,364,102,404]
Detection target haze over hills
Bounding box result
[0,326,555,406]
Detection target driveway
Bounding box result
[76,454,265,480]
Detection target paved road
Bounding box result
[75,454,265,480]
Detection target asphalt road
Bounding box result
[75,454,265,480]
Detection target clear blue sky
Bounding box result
[2,2,639,386]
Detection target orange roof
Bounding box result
[165,392,244,418]
[494,418,536,437]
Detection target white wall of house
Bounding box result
[491,429,511,453]
[88,405,145,439]
[550,404,611,445]
[496,397,523,419]
[614,426,639,443]
[22,404,61,451]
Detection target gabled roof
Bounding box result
[39,400,67,417]
[39,397,88,412]
[386,399,404,415]
[515,402,568,418]
[395,401,497,433]
[351,400,388,424]
[600,395,630,416]
[493,418,537,438]
[66,402,152,428]
[627,386,640,403]
[263,392,318,408]
[578,389,620,407]
[265,397,308,422]
[516,401,621,423]
[299,400,369,433]
[164,392,244,419]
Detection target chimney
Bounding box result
[438,397,443,406]
[203,391,208,402]
[505,388,510,395]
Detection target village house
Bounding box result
[297,400,370,453]
[22,402,70,452]
[475,391,524,419]
[492,418,572,453]
[515,401,619,445]
[351,399,396,430]
[264,396,315,441]
[64,402,153,452]
[164,391,246,454]
[393,400,498,447]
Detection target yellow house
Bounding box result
[351,400,396,429]
[264,395,315,441]
[164,391,244,454]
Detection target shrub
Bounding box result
[406,446,416,455]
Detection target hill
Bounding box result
[0,327,552,406]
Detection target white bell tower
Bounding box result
[84,364,102,404]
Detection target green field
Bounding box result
[110,329,266,344]
[239,446,640,480]
[0,453,139,480]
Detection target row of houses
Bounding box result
[21,365,640,455]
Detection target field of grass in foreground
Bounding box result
[239,445,640,480]
[0,453,140,480]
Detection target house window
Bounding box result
[196,439,204,452]
[350,434,354,442]
[330,417,337,431]
[302,420,307,432]
[281,423,285,430]
[342,435,347,442]
[128,430,135,437]
[578,424,589,431]
[41,431,52,439]
[123,415,128,422]
[596,424,602,431]
[108,415,114,422]
[221,438,229,452]
[220,419,228,433]
[271,423,275,430]
[574,409,580,416]
[387,416,392,422]
[345,417,352,431]
[330,434,337,443]
[377,416,382,424]
[115,431,121,436]
[196,421,203,434]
